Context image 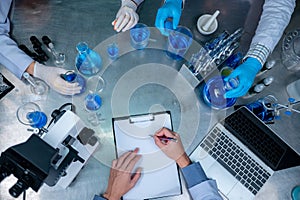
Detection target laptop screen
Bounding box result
[222,106,300,171]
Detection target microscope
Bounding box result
[0,104,99,198]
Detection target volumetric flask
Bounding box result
[75,42,102,76]
[16,102,47,128]
[84,75,105,126]
[130,23,150,50]
[203,76,238,109]
[281,29,300,71]
[166,26,193,60]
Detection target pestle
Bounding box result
[202,10,220,32]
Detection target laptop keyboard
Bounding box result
[200,127,271,195]
[224,109,286,169]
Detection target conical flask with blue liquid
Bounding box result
[75,42,102,76]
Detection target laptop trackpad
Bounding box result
[205,161,237,195]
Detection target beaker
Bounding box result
[281,29,300,71]
[166,26,193,60]
[202,76,238,109]
[130,23,150,50]
[75,42,102,76]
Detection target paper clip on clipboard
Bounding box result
[129,113,155,124]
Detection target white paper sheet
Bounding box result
[113,112,182,200]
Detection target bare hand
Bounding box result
[154,128,191,168]
[103,148,142,200]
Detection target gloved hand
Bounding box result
[33,62,82,95]
[112,0,139,32]
[224,57,262,98]
[155,0,182,36]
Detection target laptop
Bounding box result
[190,106,300,200]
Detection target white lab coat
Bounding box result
[250,0,295,52]
[0,0,33,79]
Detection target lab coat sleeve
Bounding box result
[251,0,295,52]
[181,162,223,200]
[0,0,34,79]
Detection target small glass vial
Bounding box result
[75,42,102,76]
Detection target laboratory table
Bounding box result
[0,0,300,200]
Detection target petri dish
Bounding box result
[203,76,237,109]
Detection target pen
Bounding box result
[149,135,178,143]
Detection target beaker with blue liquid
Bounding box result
[203,76,238,109]
[166,26,193,60]
[130,23,150,50]
[75,42,102,76]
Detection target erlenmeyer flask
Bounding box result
[75,42,102,76]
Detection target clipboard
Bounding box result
[112,111,182,200]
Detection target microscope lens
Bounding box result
[9,180,28,198]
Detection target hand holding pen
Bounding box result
[153,128,190,168]
[150,135,178,143]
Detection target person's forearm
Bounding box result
[176,153,191,168]
[248,0,295,58]
[25,61,35,75]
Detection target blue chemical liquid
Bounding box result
[246,101,275,123]
[166,27,192,60]
[75,42,102,76]
[75,74,86,94]
[130,24,150,50]
[85,93,102,111]
[107,44,119,60]
[26,111,47,128]
[203,76,237,109]
[292,185,300,200]
[61,72,86,94]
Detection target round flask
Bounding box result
[16,102,47,128]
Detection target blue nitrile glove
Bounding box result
[155,0,182,36]
[224,57,262,98]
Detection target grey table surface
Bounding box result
[1,0,300,200]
